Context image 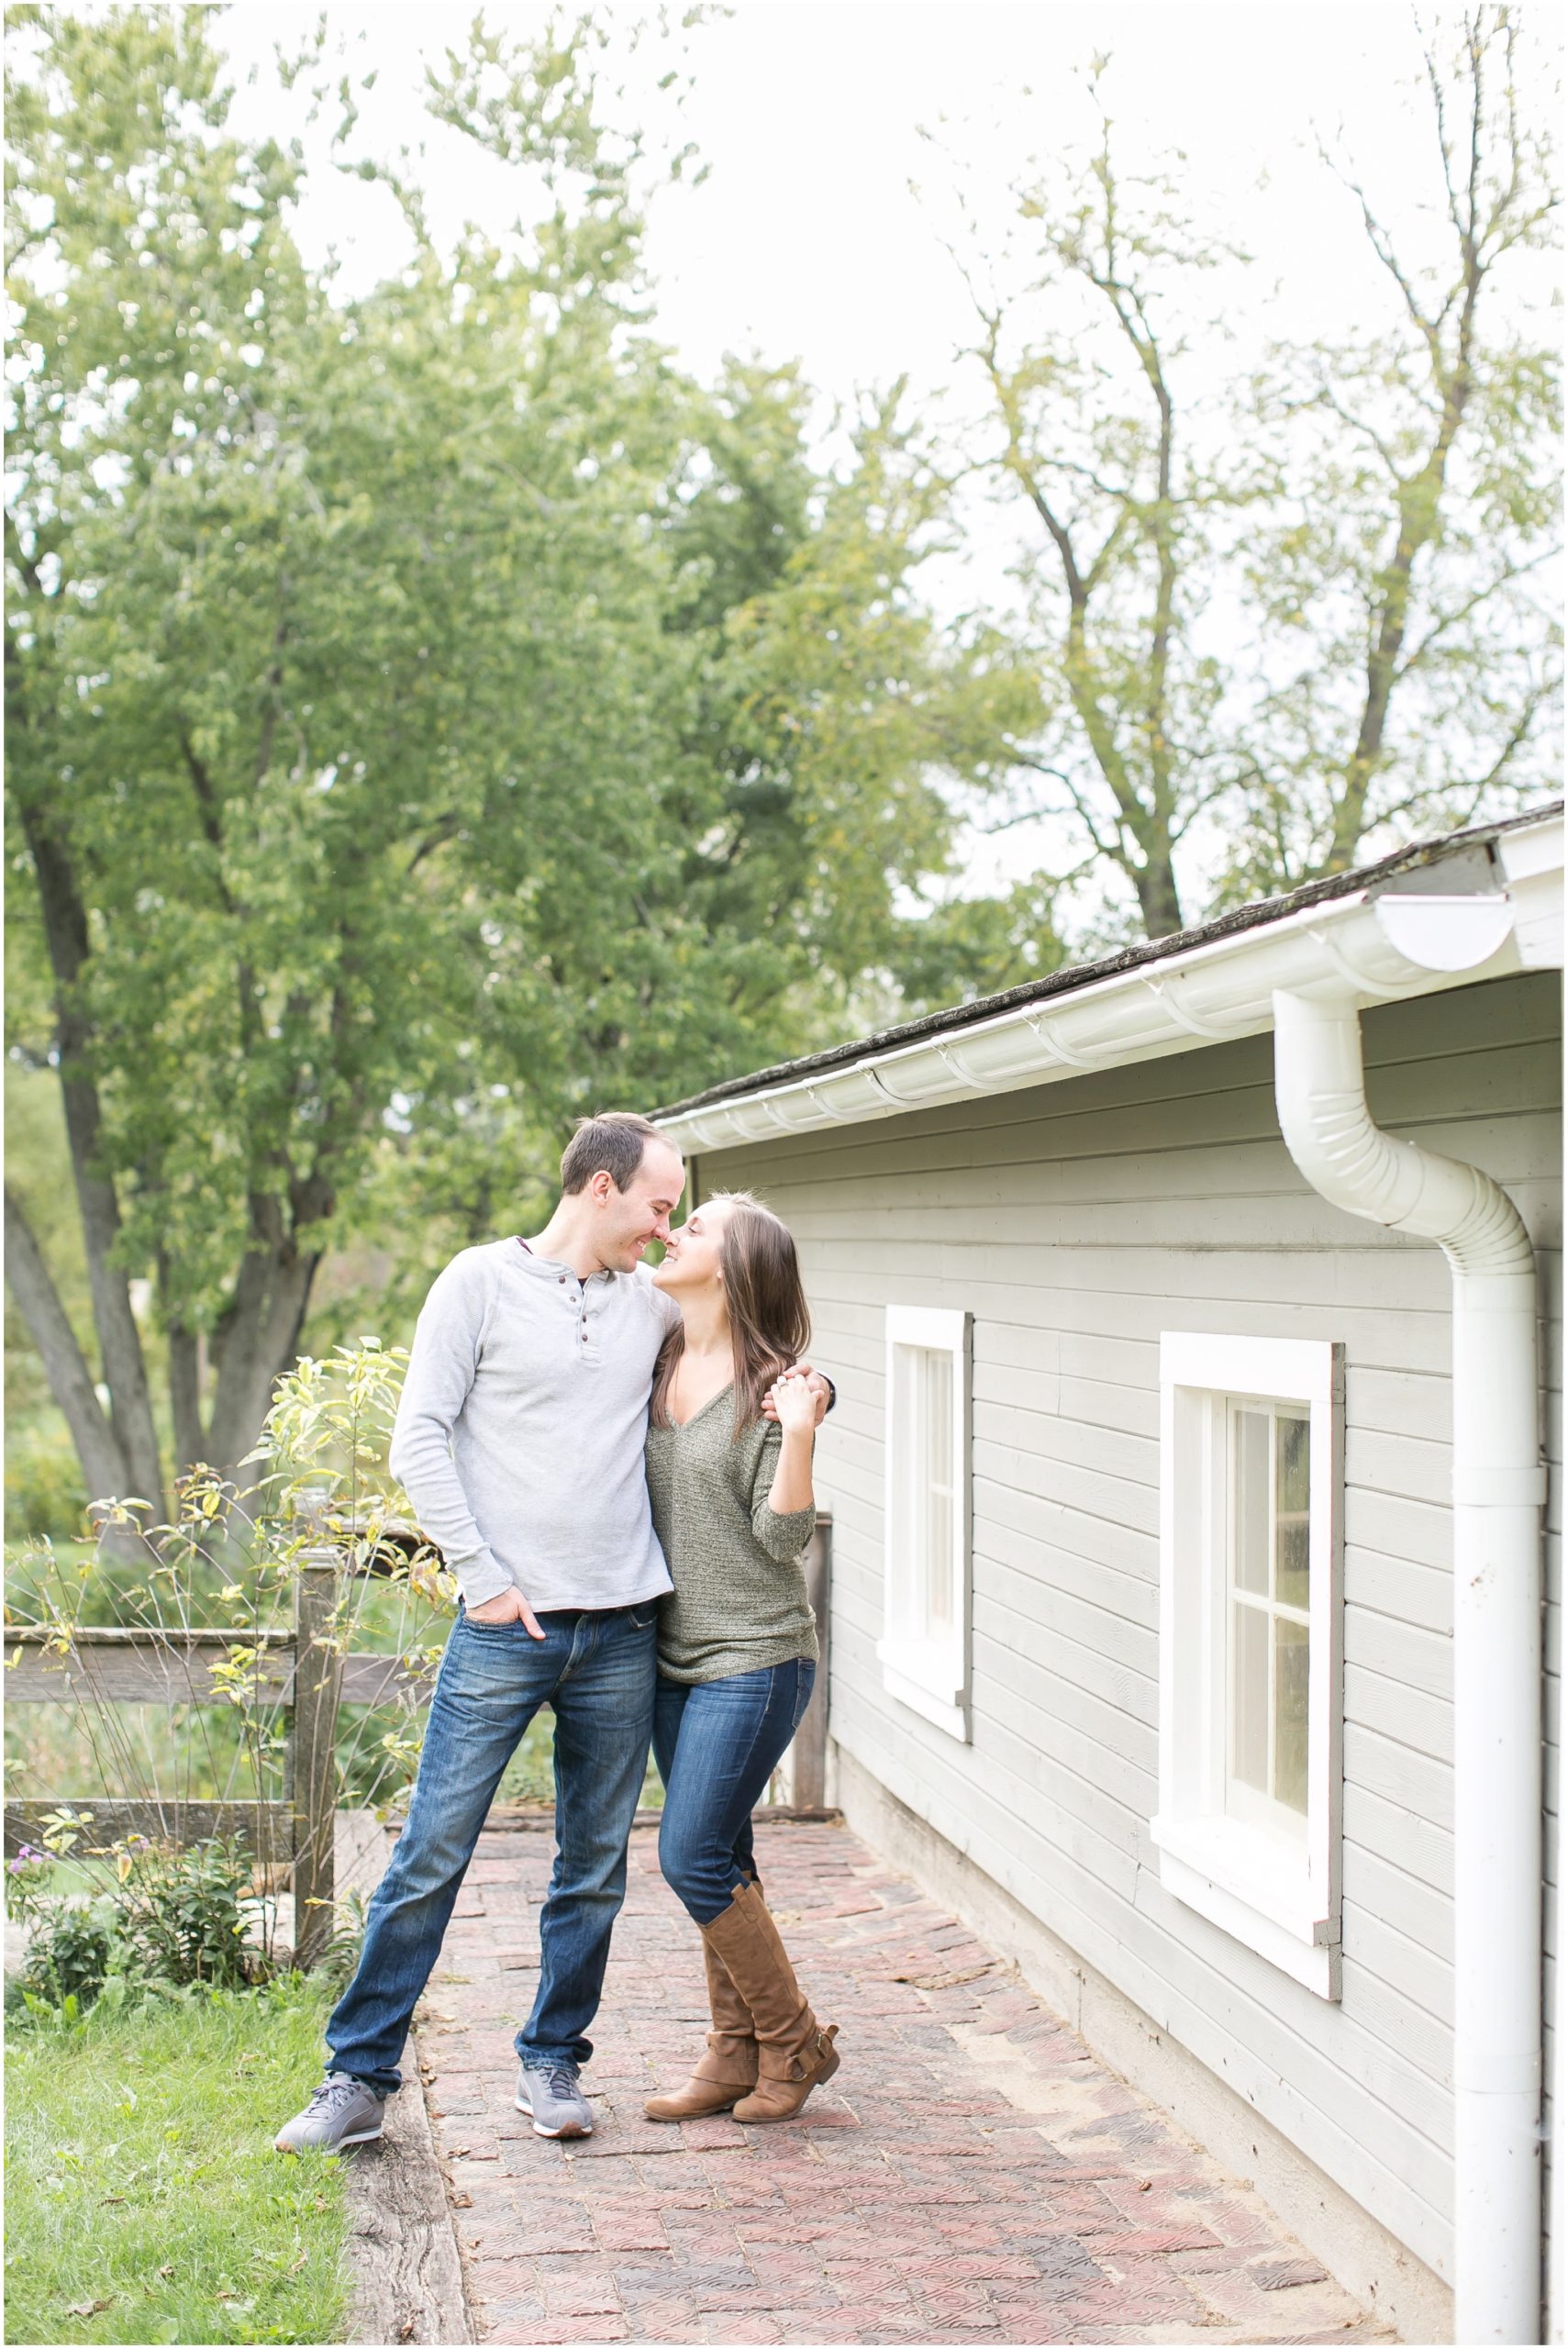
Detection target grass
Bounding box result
[4,1976,351,2346]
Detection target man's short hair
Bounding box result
[560,1112,665,1197]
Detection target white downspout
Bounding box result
[1272,984,1546,2348]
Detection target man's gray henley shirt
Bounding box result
[388,1237,681,1612]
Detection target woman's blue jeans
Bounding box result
[326,1603,656,2094]
[653,1659,817,1925]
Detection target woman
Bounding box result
[642,1190,840,2124]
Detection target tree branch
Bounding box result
[1394,546,1558,680]
[176,723,238,916]
[1322,138,1440,358]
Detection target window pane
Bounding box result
[1273,1615,1309,1813]
[1233,1409,1271,1595]
[923,1350,953,1631]
[1274,1412,1309,1609]
[1231,1601,1268,1795]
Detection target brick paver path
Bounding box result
[414,1820,1391,2344]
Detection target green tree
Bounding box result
[2,7,703,1506]
[659,367,1039,1023]
[432,20,1040,1059]
[5,6,1023,1516]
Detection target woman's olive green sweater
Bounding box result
[645,1386,818,1684]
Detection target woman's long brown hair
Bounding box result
[650,1190,811,1434]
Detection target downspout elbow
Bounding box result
[1271,990,1536,1284]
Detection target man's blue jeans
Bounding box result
[326,1603,656,2094]
[653,1660,817,1925]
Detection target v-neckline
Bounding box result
[667,1379,734,1431]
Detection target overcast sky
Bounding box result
[216,2,1562,913]
[220,4,1558,369]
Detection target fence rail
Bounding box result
[4,1630,436,1709]
[4,1796,293,1858]
[3,1511,832,1966]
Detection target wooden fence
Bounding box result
[4,1512,832,1968]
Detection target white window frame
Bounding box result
[879,1305,972,1742]
[1151,1331,1344,1999]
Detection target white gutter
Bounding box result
[657,818,1561,1154]
[1271,909,1547,2344]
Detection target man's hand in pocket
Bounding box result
[467,1585,546,1640]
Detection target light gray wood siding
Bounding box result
[694,970,1562,2282]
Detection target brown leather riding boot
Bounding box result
[644,1934,759,2121]
[699,1880,840,2122]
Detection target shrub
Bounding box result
[6,1831,265,2022]
[14,1897,118,2009]
[115,1833,260,1990]
[4,1417,87,1544]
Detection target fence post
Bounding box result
[291,1501,342,1970]
[788,1509,832,1810]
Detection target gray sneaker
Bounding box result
[274,2071,386,2154]
[516,2058,593,2139]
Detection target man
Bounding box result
[275,1113,828,2153]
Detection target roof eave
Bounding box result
[654,813,1562,1154]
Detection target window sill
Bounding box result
[877,1642,969,1742]
[1151,1813,1340,1999]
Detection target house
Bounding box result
[653,806,1564,2347]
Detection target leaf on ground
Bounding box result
[65,2299,113,2317]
